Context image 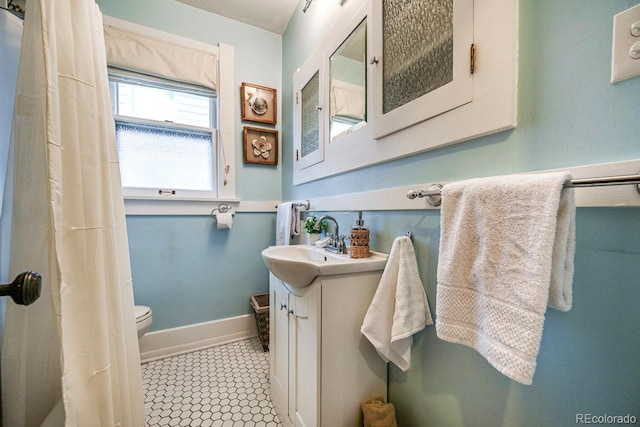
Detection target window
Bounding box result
[109,75,219,199]
[103,16,237,214]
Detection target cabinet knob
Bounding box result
[369,56,379,65]
[280,303,287,310]
[287,309,294,317]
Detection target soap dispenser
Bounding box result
[349,211,370,258]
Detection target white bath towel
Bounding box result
[275,202,301,246]
[435,172,576,385]
[361,236,433,372]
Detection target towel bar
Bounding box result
[407,172,640,206]
[275,200,310,209]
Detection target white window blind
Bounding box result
[103,22,217,91]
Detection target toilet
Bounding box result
[135,305,153,339]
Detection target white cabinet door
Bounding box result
[291,285,321,427]
[371,0,474,138]
[293,55,325,171]
[270,276,290,424]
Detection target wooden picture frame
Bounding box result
[243,126,278,165]
[241,82,277,125]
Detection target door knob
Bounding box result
[0,271,42,306]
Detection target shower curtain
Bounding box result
[1,1,145,426]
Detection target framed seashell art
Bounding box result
[241,82,277,125]
[243,126,278,165]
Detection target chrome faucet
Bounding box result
[314,215,347,254]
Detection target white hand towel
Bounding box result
[361,236,433,372]
[276,202,302,246]
[435,171,576,385]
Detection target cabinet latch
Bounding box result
[470,43,476,75]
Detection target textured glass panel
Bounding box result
[301,71,320,158]
[116,122,214,191]
[382,0,453,114]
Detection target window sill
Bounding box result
[124,196,241,216]
[123,197,277,216]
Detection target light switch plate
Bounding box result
[611,3,640,83]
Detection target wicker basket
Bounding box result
[250,293,270,352]
[349,228,370,258]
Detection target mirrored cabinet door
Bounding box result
[372,0,474,139]
[294,55,325,170]
[329,18,367,143]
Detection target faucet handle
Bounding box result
[338,235,348,253]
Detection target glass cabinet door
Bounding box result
[372,0,474,139]
[294,55,325,170]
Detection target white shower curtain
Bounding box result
[1,1,145,426]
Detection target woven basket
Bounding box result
[250,293,270,352]
[350,228,370,258]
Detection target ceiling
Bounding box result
[176,0,300,34]
[5,0,299,33]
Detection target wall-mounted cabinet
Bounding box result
[292,0,518,185]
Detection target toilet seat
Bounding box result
[135,305,151,323]
[135,305,153,339]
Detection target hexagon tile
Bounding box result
[142,338,281,427]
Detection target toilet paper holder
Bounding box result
[211,203,235,219]
[211,203,235,229]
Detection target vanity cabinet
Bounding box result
[269,271,387,427]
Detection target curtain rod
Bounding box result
[407,173,640,206]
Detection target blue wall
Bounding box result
[282,0,640,425]
[96,0,282,330]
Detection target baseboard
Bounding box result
[139,314,258,363]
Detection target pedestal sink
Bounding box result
[261,245,388,288]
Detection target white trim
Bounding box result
[138,314,258,363]
[125,160,640,215]
[217,43,236,199]
[124,199,277,215]
[304,160,640,211]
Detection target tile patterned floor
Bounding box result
[142,338,281,427]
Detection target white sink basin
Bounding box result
[261,245,388,288]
